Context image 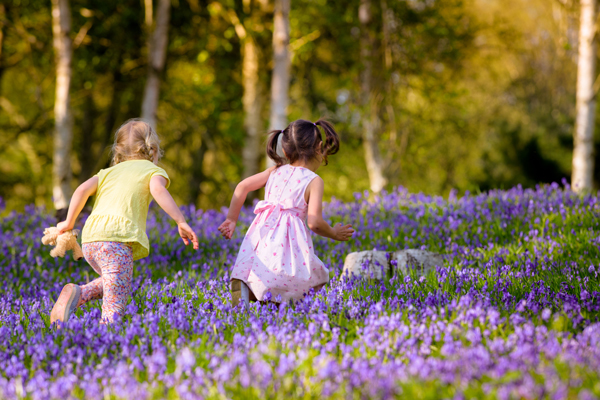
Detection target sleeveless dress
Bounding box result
[230,165,329,302]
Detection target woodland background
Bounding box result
[0,0,598,212]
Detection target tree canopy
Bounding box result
[0,0,596,211]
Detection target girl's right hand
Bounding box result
[218,219,237,240]
[178,222,199,249]
[333,223,354,241]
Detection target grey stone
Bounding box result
[342,249,446,279]
[342,250,389,279]
[393,249,445,276]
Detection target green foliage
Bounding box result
[0,0,597,211]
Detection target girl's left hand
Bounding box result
[56,221,74,234]
[218,219,237,240]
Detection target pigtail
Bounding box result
[144,124,163,162]
[315,119,340,165]
[267,129,286,167]
[144,136,155,161]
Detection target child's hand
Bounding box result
[218,219,237,240]
[56,221,74,234]
[178,222,199,250]
[333,223,354,241]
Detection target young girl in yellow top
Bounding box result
[50,119,198,325]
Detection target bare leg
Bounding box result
[241,281,250,307]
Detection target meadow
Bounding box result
[1,182,599,399]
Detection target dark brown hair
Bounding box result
[266,119,340,167]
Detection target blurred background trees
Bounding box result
[0,0,598,211]
[572,0,596,192]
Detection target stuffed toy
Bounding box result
[41,227,84,260]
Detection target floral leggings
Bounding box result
[79,242,133,322]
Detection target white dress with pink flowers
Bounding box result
[230,165,329,302]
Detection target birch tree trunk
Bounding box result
[572,0,597,192]
[241,36,263,178]
[189,138,207,204]
[359,0,387,193]
[79,92,96,183]
[226,5,264,195]
[267,0,291,168]
[51,0,73,210]
[0,5,5,74]
[141,0,170,129]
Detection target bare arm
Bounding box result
[226,166,276,222]
[218,166,276,239]
[150,175,199,249]
[306,177,354,241]
[150,176,186,224]
[57,176,98,233]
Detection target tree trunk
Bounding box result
[267,0,291,167]
[188,137,207,205]
[0,4,5,96]
[0,4,5,74]
[141,0,170,129]
[79,91,96,183]
[573,0,597,192]
[51,0,73,210]
[359,0,387,193]
[241,36,263,179]
[89,69,123,173]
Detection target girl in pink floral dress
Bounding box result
[218,119,354,305]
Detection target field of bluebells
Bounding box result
[1,182,600,399]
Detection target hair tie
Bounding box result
[313,122,317,126]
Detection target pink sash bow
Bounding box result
[250,199,304,246]
[254,199,302,215]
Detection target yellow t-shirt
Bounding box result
[82,159,170,260]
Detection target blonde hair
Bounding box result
[111,119,163,165]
